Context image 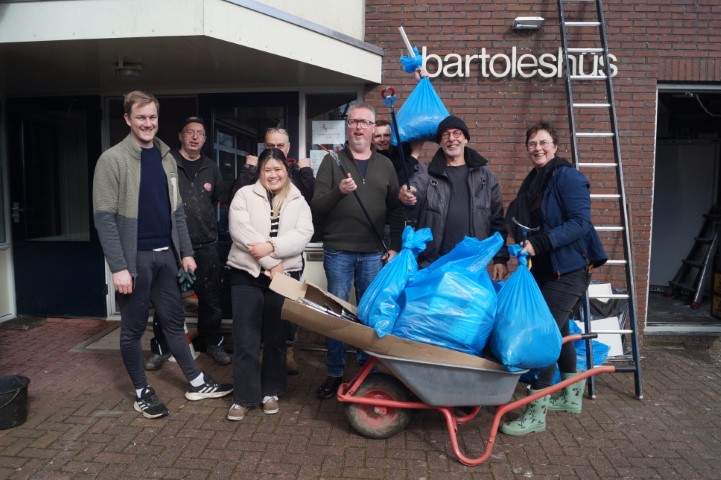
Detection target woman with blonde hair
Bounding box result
[225,148,313,420]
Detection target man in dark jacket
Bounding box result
[145,116,230,370]
[372,119,421,188]
[399,115,509,276]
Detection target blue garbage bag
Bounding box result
[489,245,562,370]
[551,321,611,383]
[358,226,432,338]
[391,77,450,146]
[391,233,504,355]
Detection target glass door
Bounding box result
[7,96,105,317]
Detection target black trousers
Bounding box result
[118,250,202,389]
[150,244,224,353]
[532,267,592,390]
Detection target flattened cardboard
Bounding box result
[270,274,506,371]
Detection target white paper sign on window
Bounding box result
[312,120,346,146]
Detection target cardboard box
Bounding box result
[270,274,506,371]
[714,272,721,295]
[712,294,721,319]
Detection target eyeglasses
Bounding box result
[266,127,288,134]
[265,143,287,150]
[527,139,554,149]
[182,129,206,137]
[347,119,376,129]
[440,129,464,140]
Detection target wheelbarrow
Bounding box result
[336,333,615,466]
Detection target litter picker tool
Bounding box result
[510,217,540,244]
[511,217,540,270]
[319,145,389,255]
[381,86,411,191]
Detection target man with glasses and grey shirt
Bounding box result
[145,116,230,370]
[398,115,509,276]
[229,127,315,375]
[311,102,404,399]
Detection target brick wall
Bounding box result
[364,0,721,329]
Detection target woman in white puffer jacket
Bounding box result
[225,148,313,421]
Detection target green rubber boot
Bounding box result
[500,390,549,436]
[548,372,584,414]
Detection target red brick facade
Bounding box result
[364,0,721,327]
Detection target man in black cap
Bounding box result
[398,115,509,277]
[145,116,231,370]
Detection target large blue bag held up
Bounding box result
[358,226,433,338]
[391,77,450,146]
[489,244,562,370]
[391,233,504,355]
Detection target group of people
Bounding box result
[93,89,606,436]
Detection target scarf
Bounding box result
[505,156,572,242]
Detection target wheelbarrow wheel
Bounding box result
[345,372,412,439]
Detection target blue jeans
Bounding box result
[323,248,383,378]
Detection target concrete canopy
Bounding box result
[0,0,384,95]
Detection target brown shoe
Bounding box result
[286,346,299,375]
[227,404,249,421]
[262,396,279,415]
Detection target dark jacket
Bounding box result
[312,146,404,253]
[376,143,419,188]
[230,159,315,205]
[407,146,509,268]
[173,150,223,248]
[538,162,607,275]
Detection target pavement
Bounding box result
[1,317,720,479]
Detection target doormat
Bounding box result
[0,316,47,330]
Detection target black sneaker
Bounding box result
[144,353,170,371]
[207,344,231,365]
[185,373,233,401]
[316,376,343,400]
[133,386,169,419]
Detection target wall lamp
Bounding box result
[512,16,545,30]
[112,56,142,80]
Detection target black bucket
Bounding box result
[0,375,30,430]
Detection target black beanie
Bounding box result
[436,115,470,143]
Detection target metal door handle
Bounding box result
[11,202,23,223]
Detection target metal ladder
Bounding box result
[557,0,643,399]
[665,208,721,308]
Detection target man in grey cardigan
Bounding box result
[311,102,404,399]
[92,91,231,419]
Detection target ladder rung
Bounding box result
[588,329,633,335]
[595,226,624,231]
[576,132,615,138]
[612,365,639,373]
[567,48,605,54]
[603,259,627,265]
[570,74,608,80]
[573,102,611,108]
[588,293,629,300]
[578,163,618,168]
[682,260,703,267]
[590,193,620,199]
[563,21,601,27]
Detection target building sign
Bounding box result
[421,46,618,79]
